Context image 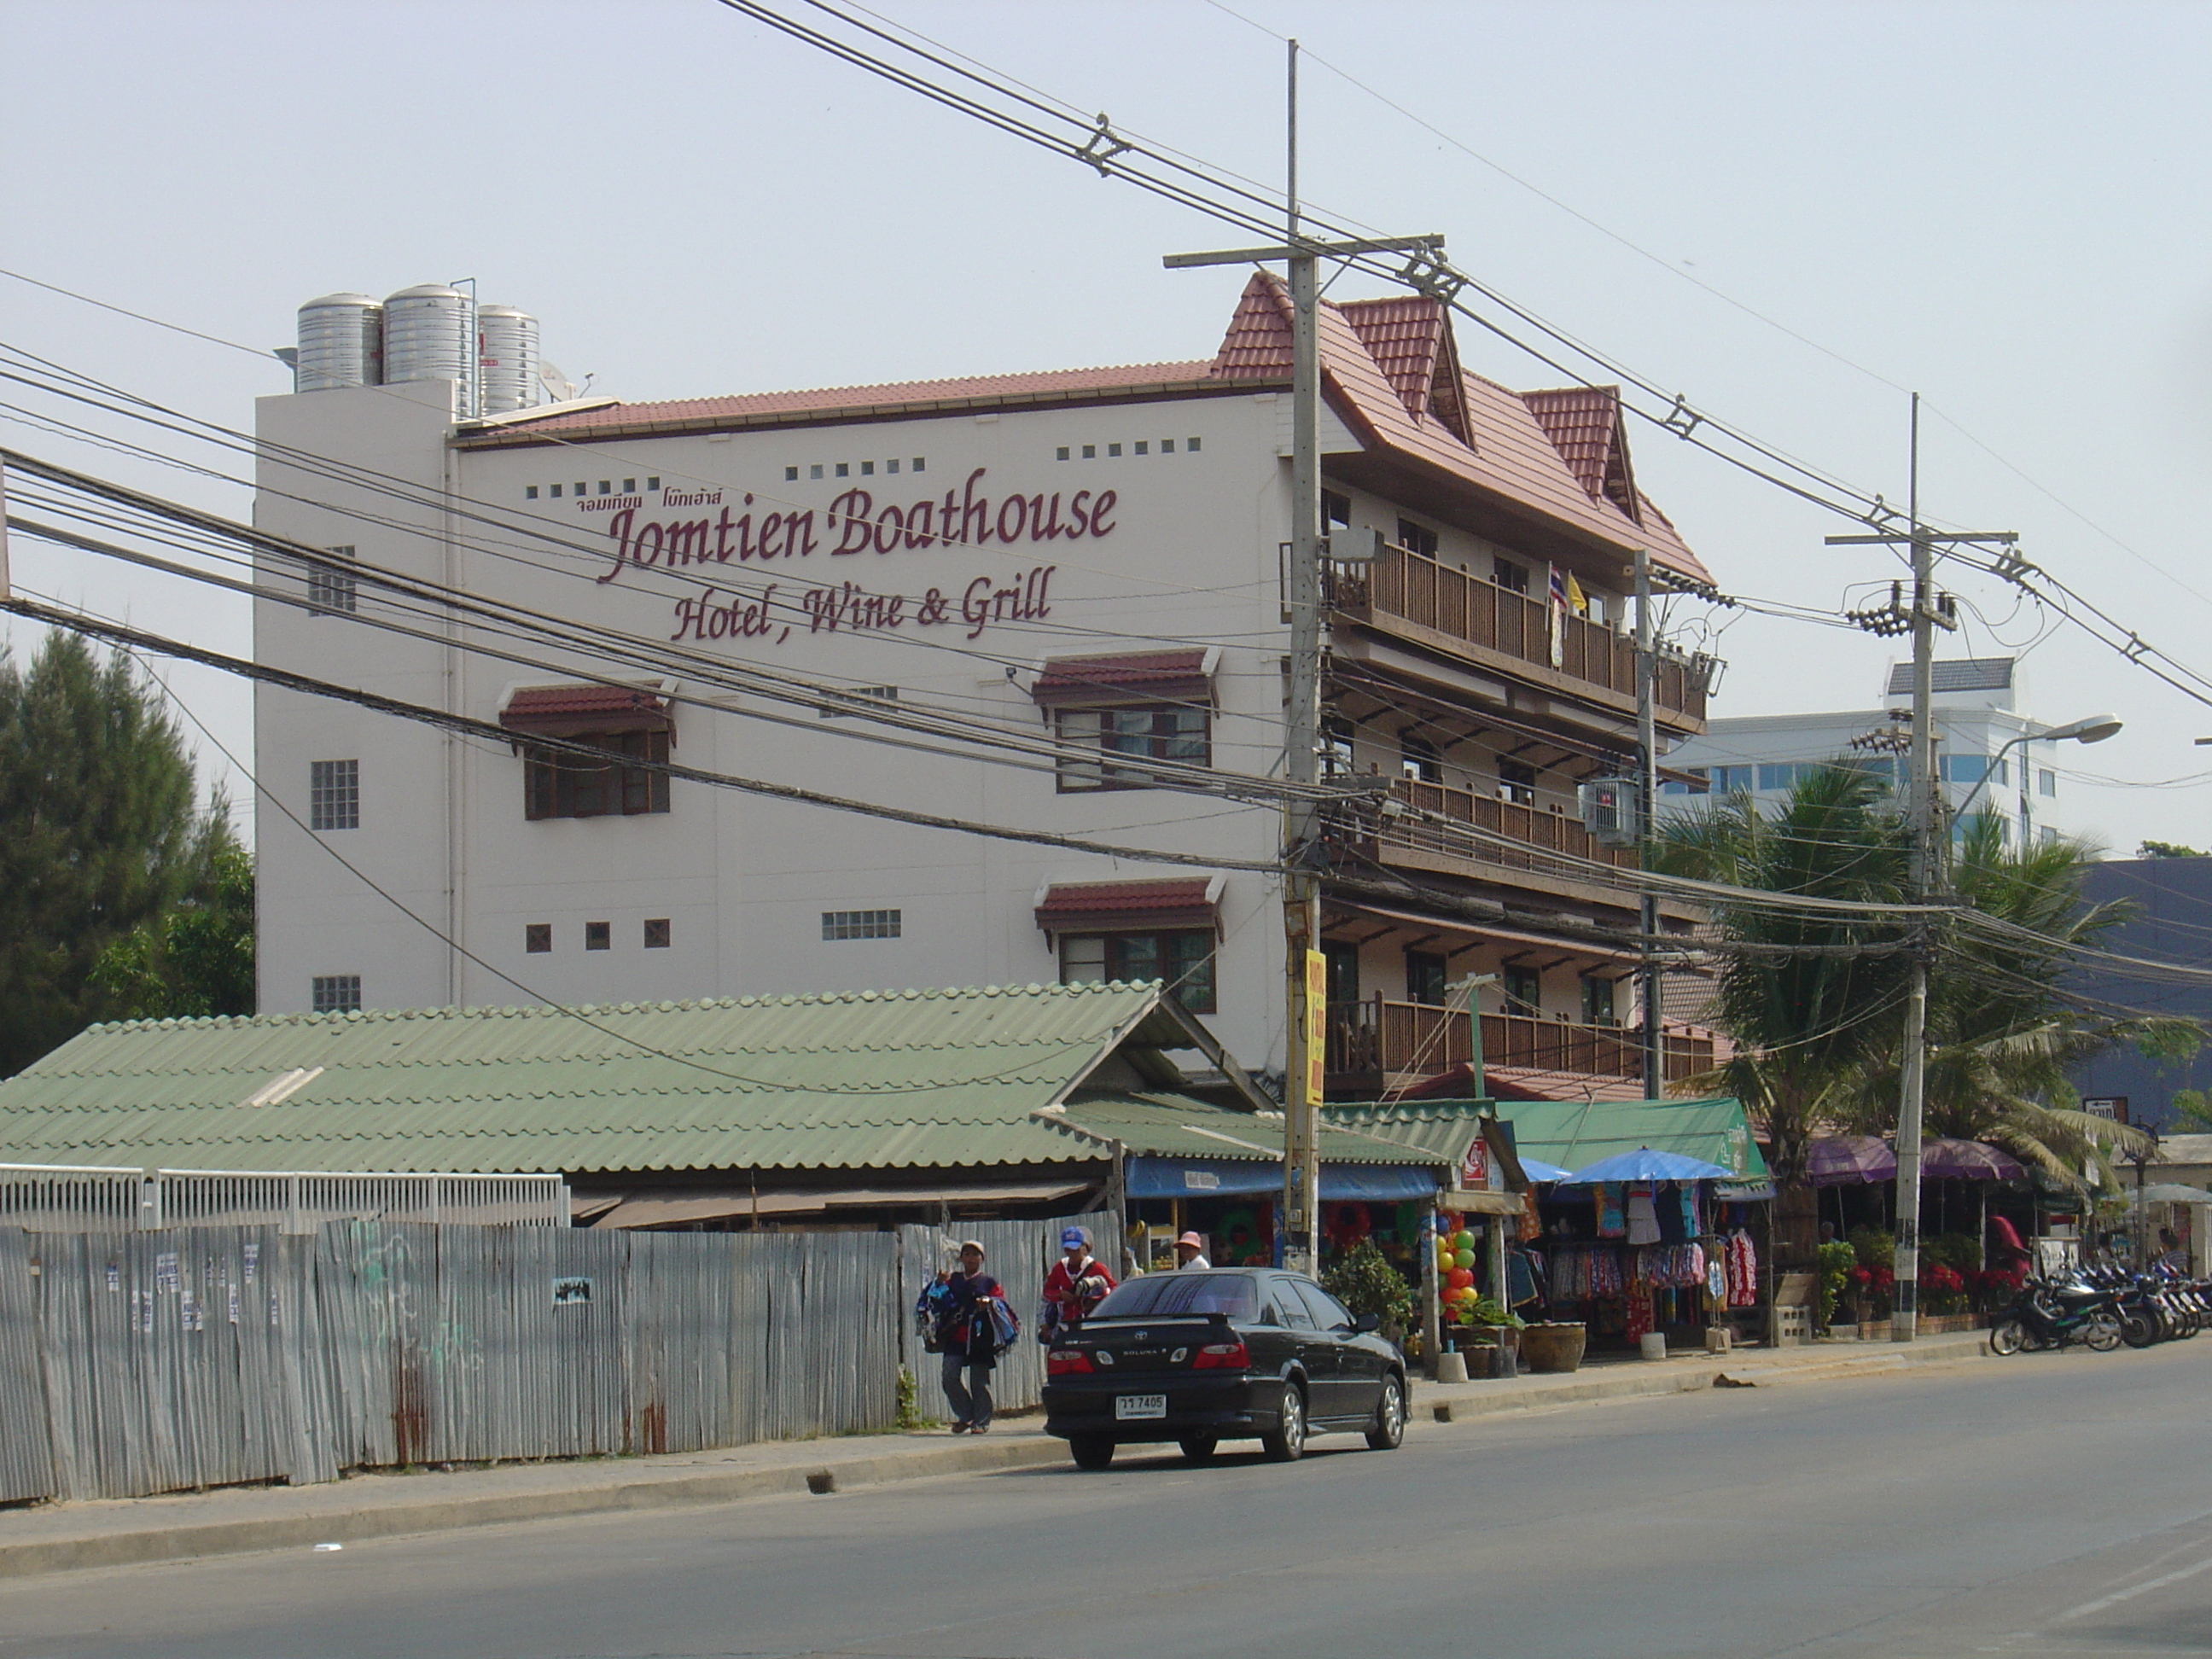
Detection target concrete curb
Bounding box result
[0,1335,1995,1580]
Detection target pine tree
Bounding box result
[0,632,241,1074]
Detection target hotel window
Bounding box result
[1082,445,1097,459]
[912,457,926,472]
[550,484,562,498]
[1396,518,1438,557]
[786,466,800,480]
[573,481,586,495]
[309,760,358,830]
[1497,757,1536,806]
[1185,437,1201,451]
[1108,443,1122,457]
[835,463,849,477]
[1161,439,1176,453]
[1493,556,1529,594]
[1405,950,1447,1007]
[810,464,824,480]
[622,479,636,493]
[1662,767,1711,797]
[1709,765,1755,794]
[1580,974,1618,1027]
[819,685,898,718]
[1060,930,1215,1014]
[525,924,551,953]
[1134,441,1149,455]
[1322,490,1352,529]
[311,975,361,1014]
[647,477,659,491]
[1322,717,1357,779]
[823,909,901,940]
[1057,447,1070,461]
[861,461,874,475]
[1502,965,1541,1016]
[308,546,358,615]
[643,918,671,949]
[1400,735,1441,784]
[523,731,670,820]
[585,921,610,951]
[2040,768,2057,797]
[597,481,611,495]
[1056,707,1210,791]
[526,486,538,500]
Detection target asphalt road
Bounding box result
[6,1342,2212,1658]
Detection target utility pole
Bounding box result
[1826,394,2016,1341]
[1165,44,1441,1275]
[1634,546,1661,1101]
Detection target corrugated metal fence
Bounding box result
[0,1166,568,1233]
[1,1212,1095,1503]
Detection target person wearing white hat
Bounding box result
[1174,1231,1211,1270]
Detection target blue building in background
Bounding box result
[2069,857,2212,1132]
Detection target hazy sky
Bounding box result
[6,0,2212,853]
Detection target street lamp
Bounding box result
[1949,713,2122,828]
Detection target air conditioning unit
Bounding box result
[1578,777,1642,846]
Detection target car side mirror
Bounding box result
[1353,1312,1380,1334]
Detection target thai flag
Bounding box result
[1548,567,1569,611]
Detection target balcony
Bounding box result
[1325,545,1707,725]
[1376,777,1637,872]
[1325,997,1716,1088]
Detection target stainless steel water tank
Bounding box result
[381,283,473,410]
[294,293,383,391]
[476,304,540,415]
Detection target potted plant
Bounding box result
[1322,1238,1415,1348]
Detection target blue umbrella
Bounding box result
[1554,1146,1734,1185]
[1516,1155,1573,1183]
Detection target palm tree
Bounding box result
[1651,763,1914,1264]
[1839,816,2180,1189]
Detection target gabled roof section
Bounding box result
[0,982,1268,1176]
[1522,387,1639,525]
[1336,294,1476,449]
[1211,272,1710,582]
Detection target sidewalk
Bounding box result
[0,1330,1991,1580]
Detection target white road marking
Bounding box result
[2052,1551,2212,1622]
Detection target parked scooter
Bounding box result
[1988,1272,2123,1354]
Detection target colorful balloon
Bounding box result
[1451,1230,1477,1252]
[1452,1248,1476,1270]
[1445,1267,1474,1291]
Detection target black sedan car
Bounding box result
[1041,1267,1408,1470]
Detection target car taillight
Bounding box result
[1192,1341,1249,1370]
[1047,1348,1094,1376]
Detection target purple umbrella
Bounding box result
[1810,1136,1897,1187]
[1920,1139,2027,1182]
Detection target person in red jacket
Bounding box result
[1039,1225,1115,1344]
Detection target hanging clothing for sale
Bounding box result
[1596,1184,1627,1239]
[1626,1184,1661,1246]
[1724,1230,1759,1308]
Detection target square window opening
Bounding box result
[523,729,672,820]
[622,479,636,494]
[1056,705,1212,792]
[309,759,359,830]
[1057,447,1070,461]
[1396,518,1439,558]
[1161,439,1176,453]
[1108,443,1122,457]
[647,477,660,491]
[1058,930,1215,1014]
[643,918,671,949]
[585,921,611,951]
[912,457,926,472]
[822,909,902,940]
[887,458,899,474]
[525,485,538,500]
[1081,445,1096,459]
[860,460,874,475]
[311,975,361,1014]
[525,923,551,954]
[1186,437,1202,451]
[597,480,612,495]
[1134,441,1149,455]
[1322,489,1352,529]
[550,484,562,498]
[1503,965,1541,1016]
[785,465,799,480]
[308,547,358,616]
[835,463,849,478]
[810,464,824,480]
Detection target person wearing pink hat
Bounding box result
[1174,1231,1211,1270]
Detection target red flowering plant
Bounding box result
[1918,1262,1965,1315]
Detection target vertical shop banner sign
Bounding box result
[1459,1134,1488,1190]
[1304,949,1327,1105]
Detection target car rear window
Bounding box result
[1092,1272,1259,1320]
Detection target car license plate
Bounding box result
[1114,1394,1167,1420]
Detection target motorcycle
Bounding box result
[1988,1272,2123,1354]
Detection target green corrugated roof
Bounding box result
[0,981,1252,1176]
[1327,1097,1768,1181]
[1051,1092,1449,1167]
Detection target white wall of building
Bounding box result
[254,378,1344,1073]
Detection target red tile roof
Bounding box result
[498,684,671,734]
[1034,878,1220,934]
[1031,649,1214,705]
[473,276,1711,585]
[486,363,1219,439]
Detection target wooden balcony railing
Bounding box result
[1325,546,1707,725]
[1377,777,1639,872]
[1325,997,1715,1086]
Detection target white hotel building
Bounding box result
[254,276,1722,1101]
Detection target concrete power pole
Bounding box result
[1166,42,1441,1273]
[1826,394,2015,1340]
